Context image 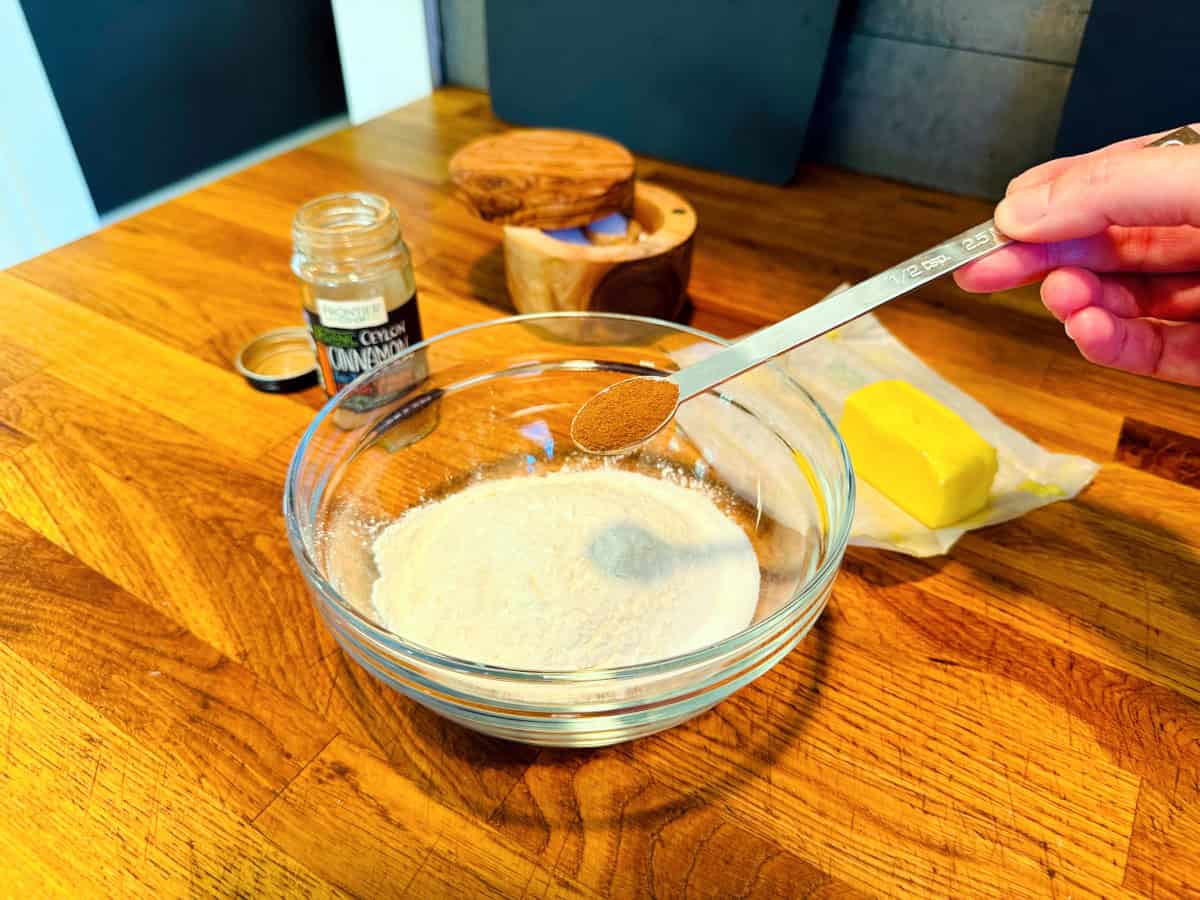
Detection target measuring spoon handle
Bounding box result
[671,219,1009,400]
[671,125,1200,402]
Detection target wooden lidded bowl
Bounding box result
[449,129,696,321]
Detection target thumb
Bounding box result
[996,146,1200,243]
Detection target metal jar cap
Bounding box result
[235,326,319,394]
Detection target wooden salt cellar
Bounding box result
[449,129,696,320]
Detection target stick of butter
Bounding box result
[839,380,998,529]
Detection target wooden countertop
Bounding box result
[2,87,1198,898]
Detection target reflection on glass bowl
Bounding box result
[284,313,854,747]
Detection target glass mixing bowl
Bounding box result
[284,313,853,747]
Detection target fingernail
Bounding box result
[997,183,1051,231]
[1065,317,1076,339]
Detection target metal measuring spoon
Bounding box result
[571,125,1200,456]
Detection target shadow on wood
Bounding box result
[467,244,513,311]
[488,615,832,829]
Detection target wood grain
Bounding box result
[1125,780,1200,897]
[491,748,866,899]
[257,736,596,899]
[1116,417,1200,488]
[449,129,635,228]
[2,86,1198,897]
[0,512,336,820]
[0,644,345,898]
[619,613,1144,897]
[503,182,695,319]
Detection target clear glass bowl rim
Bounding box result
[283,311,856,684]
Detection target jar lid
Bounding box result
[448,129,635,229]
[235,327,319,394]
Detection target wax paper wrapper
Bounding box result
[671,290,1099,557]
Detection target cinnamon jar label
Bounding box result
[316,296,388,329]
[304,293,424,404]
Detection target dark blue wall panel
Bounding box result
[486,1,838,185]
[1055,0,1198,156]
[22,1,347,213]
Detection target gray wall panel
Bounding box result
[852,0,1091,64]
[440,0,488,90]
[438,0,1091,197]
[808,35,1074,197]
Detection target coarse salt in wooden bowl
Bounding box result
[449,129,697,321]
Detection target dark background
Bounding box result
[1055,0,1198,155]
[486,0,840,185]
[19,0,1198,211]
[21,1,347,213]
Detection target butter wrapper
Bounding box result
[672,287,1099,558]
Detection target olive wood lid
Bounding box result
[448,129,635,230]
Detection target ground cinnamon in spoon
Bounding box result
[571,376,680,454]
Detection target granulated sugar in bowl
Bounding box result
[371,468,760,669]
[284,313,853,747]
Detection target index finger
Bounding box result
[996,147,1200,242]
[1006,131,1169,195]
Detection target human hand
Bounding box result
[954,126,1200,386]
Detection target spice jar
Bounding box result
[292,192,425,410]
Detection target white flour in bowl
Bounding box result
[370,468,759,670]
